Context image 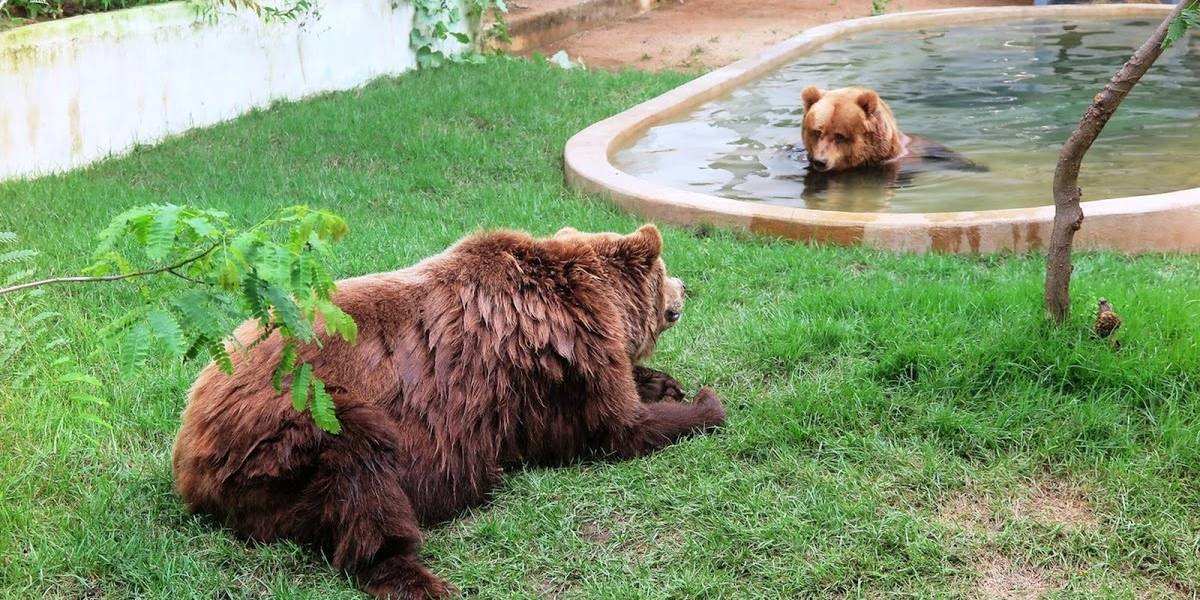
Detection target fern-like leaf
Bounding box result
[316,299,357,343]
[92,207,145,255]
[291,362,313,412]
[0,249,37,266]
[146,308,186,358]
[273,342,298,392]
[146,204,182,261]
[70,393,110,408]
[174,292,224,340]
[59,372,102,387]
[120,322,151,373]
[265,285,312,340]
[208,339,234,374]
[242,277,271,324]
[310,379,341,434]
[255,245,294,288]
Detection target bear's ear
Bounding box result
[617,224,663,264]
[856,89,880,116]
[555,226,580,238]
[801,86,824,111]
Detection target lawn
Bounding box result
[2,57,1200,599]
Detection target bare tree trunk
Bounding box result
[1045,0,1191,324]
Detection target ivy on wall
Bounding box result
[408,0,508,68]
[2,0,508,70]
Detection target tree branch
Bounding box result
[1044,1,1190,324]
[0,244,219,296]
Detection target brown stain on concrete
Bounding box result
[929,226,963,253]
[68,96,82,157]
[1024,222,1044,251]
[749,214,865,245]
[966,225,982,253]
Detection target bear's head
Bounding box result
[801,86,903,172]
[555,225,685,361]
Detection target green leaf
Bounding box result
[291,362,313,412]
[287,210,321,253]
[317,212,349,241]
[184,216,220,239]
[80,413,115,430]
[146,308,186,358]
[174,292,225,340]
[120,322,151,373]
[310,379,341,434]
[93,206,149,256]
[316,299,357,343]
[450,31,470,44]
[1164,15,1187,48]
[59,372,102,387]
[273,342,298,392]
[242,277,271,323]
[265,285,312,340]
[255,244,294,287]
[4,268,36,286]
[146,204,182,261]
[0,249,37,266]
[0,231,17,245]
[209,339,234,374]
[70,393,110,407]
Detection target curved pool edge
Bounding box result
[564,4,1200,254]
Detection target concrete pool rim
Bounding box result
[563,4,1200,253]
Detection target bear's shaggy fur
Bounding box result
[801,85,905,172]
[797,85,982,210]
[172,224,725,599]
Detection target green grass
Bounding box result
[3,57,1200,599]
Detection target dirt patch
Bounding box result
[579,520,614,544]
[536,0,1028,71]
[938,490,998,532]
[1138,580,1197,599]
[973,552,1056,600]
[1012,479,1097,530]
[938,478,1098,533]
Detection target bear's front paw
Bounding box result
[633,365,686,403]
[693,387,726,428]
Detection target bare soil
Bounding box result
[536,0,1029,71]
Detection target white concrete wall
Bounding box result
[0,0,470,181]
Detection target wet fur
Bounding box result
[797,85,982,209]
[172,225,725,599]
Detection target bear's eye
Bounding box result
[811,129,823,138]
[833,133,848,143]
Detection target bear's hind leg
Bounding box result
[309,402,451,600]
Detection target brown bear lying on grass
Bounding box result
[172,224,725,599]
[797,85,982,209]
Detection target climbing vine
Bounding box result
[409,0,508,68]
[190,0,318,24]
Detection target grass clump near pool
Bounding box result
[2,58,1199,598]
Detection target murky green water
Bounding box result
[613,17,1200,213]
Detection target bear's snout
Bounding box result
[809,157,830,172]
[663,276,685,327]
